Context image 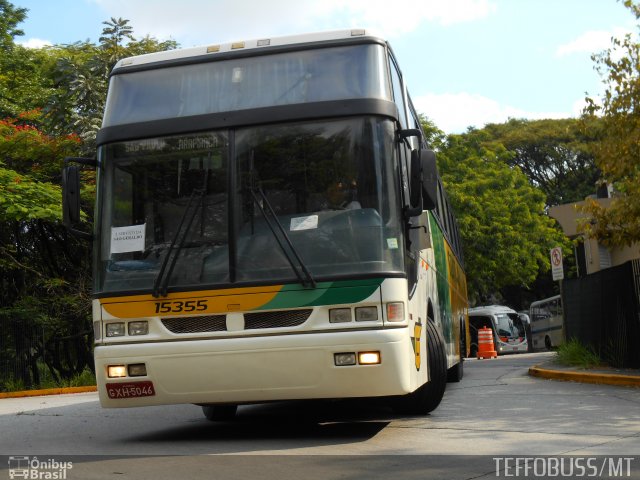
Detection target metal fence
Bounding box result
[0,320,94,392]
[563,259,640,368]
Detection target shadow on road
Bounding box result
[125,398,399,453]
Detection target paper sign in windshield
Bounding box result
[111,224,146,254]
[290,215,318,231]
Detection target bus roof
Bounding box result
[529,295,561,308]
[468,305,518,316]
[113,29,383,71]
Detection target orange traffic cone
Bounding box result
[477,327,498,359]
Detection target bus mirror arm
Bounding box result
[62,157,96,241]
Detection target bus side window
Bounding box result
[389,57,408,129]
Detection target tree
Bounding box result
[430,124,570,303]
[582,0,640,246]
[44,18,177,150]
[99,17,134,66]
[0,111,93,388]
[0,0,25,51]
[0,4,178,388]
[482,118,600,207]
[0,2,54,118]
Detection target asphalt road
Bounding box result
[1,351,639,479]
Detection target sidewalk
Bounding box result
[0,385,97,399]
[529,361,640,387]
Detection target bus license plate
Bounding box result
[106,381,155,399]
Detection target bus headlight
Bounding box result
[107,365,127,378]
[106,323,125,337]
[329,308,352,323]
[334,353,356,366]
[128,364,147,377]
[128,321,149,336]
[355,307,378,321]
[358,352,381,365]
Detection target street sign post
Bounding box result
[550,246,564,281]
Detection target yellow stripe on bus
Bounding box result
[100,285,283,318]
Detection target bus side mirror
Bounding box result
[409,148,423,212]
[62,157,96,240]
[421,149,438,211]
[62,165,81,226]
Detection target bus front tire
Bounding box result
[393,319,447,415]
[202,404,238,421]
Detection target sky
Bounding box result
[11,0,638,134]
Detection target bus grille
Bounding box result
[162,315,226,334]
[161,309,312,333]
[244,309,312,329]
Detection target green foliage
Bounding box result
[44,18,177,150]
[556,338,602,369]
[582,0,640,247]
[0,111,80,222]
[482,118,600,206]
[427,122,571,303]
[0,166,62,221]
[0,1,179,389]
[1,367,96,392]
[0,0,25,51]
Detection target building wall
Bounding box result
[549,199,640,276]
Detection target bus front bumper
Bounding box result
[94,328,414,408]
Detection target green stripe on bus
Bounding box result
[258,278,384,310]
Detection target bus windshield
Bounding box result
[95,117,404,294]
[103,44,391,127]
[494,313,520,338]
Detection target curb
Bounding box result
[0,385,97,399]
[529,366,640,387]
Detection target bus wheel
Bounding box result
[394,319,447,415]
[202,404,238,421]
[447,325,465,382]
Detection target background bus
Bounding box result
[468,305,527,356]
[62,29,468,419]
[529,295,564,350]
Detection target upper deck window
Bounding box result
[103,44,391,127]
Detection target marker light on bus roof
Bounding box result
[257,39,270,47]
[231,42,245,49]
[206,45,220,53]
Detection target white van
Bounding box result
[468,305,528,356]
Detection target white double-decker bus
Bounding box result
[63,29,468,419]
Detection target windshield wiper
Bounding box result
[152,187,205,298]
[248,185,316,289]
